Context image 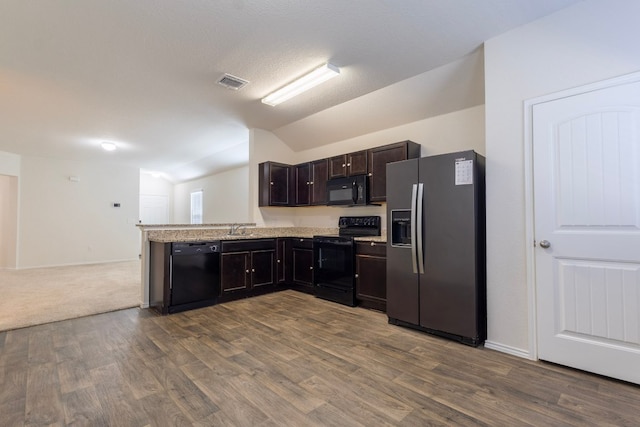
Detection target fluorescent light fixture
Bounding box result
[262,63,340,106]
[101,141,117,151]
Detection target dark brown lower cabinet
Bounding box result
[220,239,276,300]
[291,238,314,293]
[355,241,387,312]
[220,251,251,293]
[276,238,291,284]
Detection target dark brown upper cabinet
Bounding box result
[259,140,420,206]
[294,162,311,206]
[368,141,421,202]
[310,159,328,205]
[259,161,293,206]
[295,159,328,206]
[328,150,368,179]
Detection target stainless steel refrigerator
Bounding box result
[386,150,486,346]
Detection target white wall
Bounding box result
[484,0,640,355]
[0,151,20,269]
[0,175,18,268]
[17,155,140,268]
[140,172,174,224]
[250,105,486,229]
[173,166,250,224]
[0,151,21,176]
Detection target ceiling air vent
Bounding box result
[217,73,249,90]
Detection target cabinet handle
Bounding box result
[277,259,281,263]
[246,269,250,273]
[306,181,310,185]
[310,181,314,185]
[355,273,359,278]
[309,266,313,270]
[347,163,351,167]
[370,241,375,246]
[252,269,255,272]
[342,163,346,167]
[368,172,372,176]
[270,182,274,185]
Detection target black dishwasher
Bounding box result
[150,241,221,314]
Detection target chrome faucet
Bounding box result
[229,223,245,235]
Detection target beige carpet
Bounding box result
[0,260,141,332]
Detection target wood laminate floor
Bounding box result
[1,290,639,426]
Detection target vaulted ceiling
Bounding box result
[0,0,580,182]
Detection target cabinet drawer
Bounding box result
[356,241,387,256]
[222,239,275,252]
[290,238,313,250]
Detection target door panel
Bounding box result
[419,152,480,339]
[533,79,640,384]
[385,158,420,325]
[555,259,640,345]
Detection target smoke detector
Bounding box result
[217,73,249,90]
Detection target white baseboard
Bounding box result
[484,340,535,360]
[15,258,140,270]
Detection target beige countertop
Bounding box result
[146,226,387,243]
[137,222,256,229]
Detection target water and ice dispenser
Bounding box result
[390,210,412,247]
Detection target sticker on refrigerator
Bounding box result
[455,159,473,185]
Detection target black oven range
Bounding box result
[313,216,381,306]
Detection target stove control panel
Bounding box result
[338,216,381,236]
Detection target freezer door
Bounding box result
[418,151,484,340]
[386,158,420,325]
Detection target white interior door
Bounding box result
[140,194,169,225]
[533,79,640,384]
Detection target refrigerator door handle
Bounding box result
[410,184,418,274]
[416,183,425,274]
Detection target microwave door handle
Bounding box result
[352,180,357,204]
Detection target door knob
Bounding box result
[539,240,551,248]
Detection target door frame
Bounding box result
[523,70,640,361]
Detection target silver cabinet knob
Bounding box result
[539,240,551,248]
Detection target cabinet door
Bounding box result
[356,242,387,311]
[348,150,368,176]
[292,247,314,288]
[295,163,311,206]
[270,163,292,205]
[251,249,275,288]
[310,159,328,205]
[368,143,407,202]
[328,155,347,179]
[276,238,290,284]
[259,162,292,206]
[368,141,421,202]
[221,252,250,293]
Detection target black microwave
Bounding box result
[326,175,369,206]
